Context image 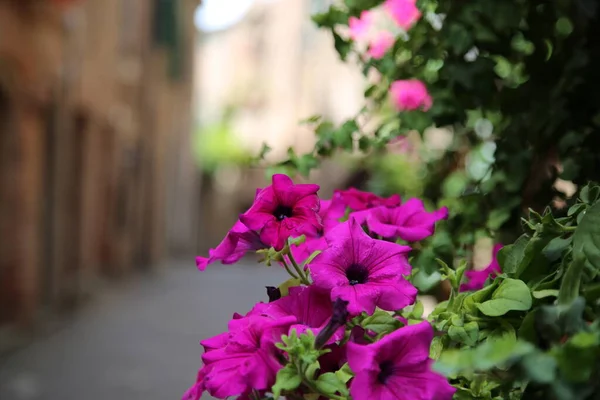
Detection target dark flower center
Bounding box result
[346,264,368,285]
[274,205,293,221]
[377,360,395,384]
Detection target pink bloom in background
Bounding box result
[347,322,456,400]
[384,0,421,31]
[368,31,396,59]
[196,220,266,271]
[390,79,433,111]
[255,286,343,344]
[196,315,295,399]
[460,244,504,292]
[336,187,401,211]
[349,11,372,40]
[367,199,448,242]
[240,174,321,250]
[309,218,417,315]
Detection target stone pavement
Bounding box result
[0,260,289,400]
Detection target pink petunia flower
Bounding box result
[336,187,401,211]
[309,218,417,315]
[390,79,433,111]
[384,0,422,31]
[460,244,503,292]
[347,321,456,400]
[240,174,322,251]
[320,194,347,231]
[253,286,344,344]
[349,11,372,40]
[290,236,328,266]
[366,199,448,242]
[198,315,296,398]
[289,195,345,264]
[368,31,396,59]
[196,220,267,271]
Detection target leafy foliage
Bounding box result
[242,1,600,398]
[427,185,600,399]
[253,0,600,293]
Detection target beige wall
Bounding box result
[0,0,199,337]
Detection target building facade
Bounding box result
[0,0,200,349]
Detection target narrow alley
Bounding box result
[0,261,288,400]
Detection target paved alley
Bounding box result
[0,260,289,400]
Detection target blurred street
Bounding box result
[0,260,288,400]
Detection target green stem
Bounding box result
[288,253,311,285]
[296,362,345,400]
[281,258,300,280]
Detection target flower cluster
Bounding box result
[346,0,432,112]
[186,174,453,400]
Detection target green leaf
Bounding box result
[573,201,600,270]
[558,256,586,305]
[555,331,600,383]
[543,236,573,262]
[532,289,559,299]
[288,235,306,246]
[334,363,354,384]
[272,364,302,398]
[434,335,534,376]
[279,278,302,296]
[302,250,322,269]
[311,7,347,28]
[463,280,499,314]
[361,310,401,334]
[555,17,574,37]
[487,208,511,230]
[521,352,557,383]
[305,361,320,380]
[497,235,529,276]
[332,31,352,61]
[476,278,532,316]
[411,301,424,319]
[315,372,349,397]
[448,322,479,346]
[430,336,444,360]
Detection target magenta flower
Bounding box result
[288,195,345,264]
[336,187,401,211]
[309,218,417,315]
[390,79,433,111]
[199,315,296,398]
[196,220,267,271]
[384,0,421,31]
[254,285,343,344]
[368,31,396,59]
[240,174,321,250]
[349,11,372,40]
[290,236,328,266]
[320,195,346,231]
[347,321,456,400]
[460,244,503,292]
[366,199,448,242]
